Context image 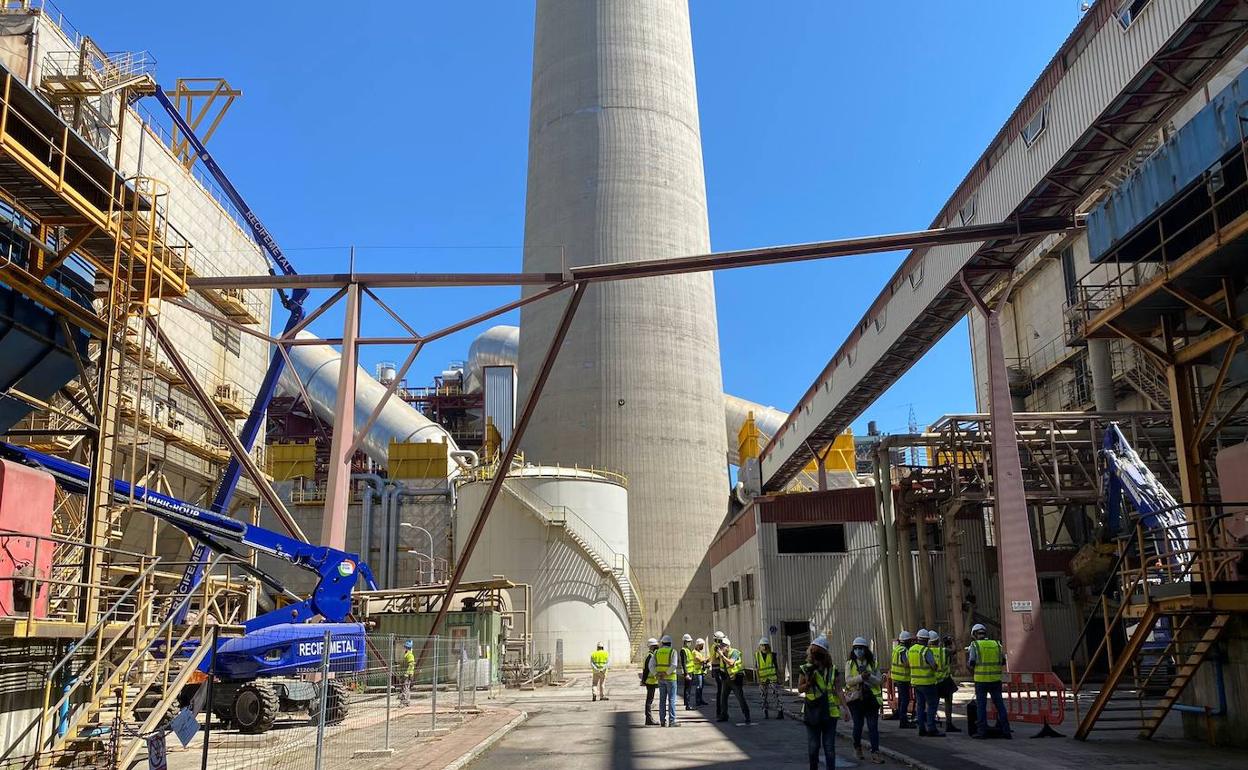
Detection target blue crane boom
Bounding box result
[148,87,310,615]
[0,442,376,632]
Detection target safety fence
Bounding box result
[181,630,487,770]
[883,670,1066,727]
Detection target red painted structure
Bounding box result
[0,458,54,617]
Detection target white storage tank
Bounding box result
[455,466,635,666]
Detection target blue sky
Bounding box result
[66,1,1082,435]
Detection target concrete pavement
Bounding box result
[471,671,900,769]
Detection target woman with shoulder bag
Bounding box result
[798,635,844,770]
[845,636,885,764]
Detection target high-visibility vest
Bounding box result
[930,647,948,681]
[654,646,679,681]
[755,650,777,682]
[590,649,609,670]
[684,646,703,675]
[694,649,709,674]
[846,659,883,701]
[642,652,658,685]
[971,639,1004,683]
[403,650,415,677]
[727,648,744,676]
[908,645,937,687]
[890,644,911,683]
[803,665,842,718]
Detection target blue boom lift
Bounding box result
[147,86,312,616]
[0,442,378,733]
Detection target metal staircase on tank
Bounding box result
[499,478,647,658]
[1068,425,1247,741]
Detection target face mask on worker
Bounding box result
[853,647,866,659]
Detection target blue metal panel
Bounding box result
[1089,66,1248,262]
[0,285,90,432]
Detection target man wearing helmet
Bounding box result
[679,634,698,710]
[967,623,1011,738]
[755,637,784,719]
[691,637,709,706]
[651,635,680,726]
[640,638,660,726]
[399,639,416,707]
[715,637,751,724]
[890,630,915,728]
[589,642,610,702]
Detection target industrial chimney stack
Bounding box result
[518,0,728,639]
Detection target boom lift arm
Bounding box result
[1,442,377,633]
[148,87,310,614]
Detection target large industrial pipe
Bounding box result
[464,325,802,469]
[278,332,461,476]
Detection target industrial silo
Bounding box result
[517,0,728,639]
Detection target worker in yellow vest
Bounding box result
[651,635,680,726]
[755,637,784,719]
[890,630,915,728]
[691,637,709,706]
[679,634,698,710]
[845,636,885,764]
[590,642,610,702]
[715,637,751,724]
[967,623,1011,738]
[798,635,843,769]
[641,638,659,726]
[907,629,943,736]
[399,639,416,707]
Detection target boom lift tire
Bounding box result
[232,681,280,733]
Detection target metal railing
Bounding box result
[1067,504,1246,696]
[1070,114,1248,342]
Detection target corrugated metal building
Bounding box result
[709,487,887,682]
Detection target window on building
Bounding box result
[1021,104,1048,148]
[731,580,741,606]
[1060,246,1078,308]
[743,573,755,601]
[776,523,847,554]
[713,590,720,612]
[1116,0,1152,30]
[211,320,241,357]
[959,194,978,225]
[1039,575,1063,604]
[720,586,729,610]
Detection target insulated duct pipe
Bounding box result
[278,332,461,476]
[464,325,797,468]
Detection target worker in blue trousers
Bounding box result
[968,623,1012,739]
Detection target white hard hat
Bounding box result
[647,637,658,647]
[758,637,770,646]
[713,630,725,639]
[917,628,928,639]
[695,638,705,645]
[682,633,693,642]
[660,634,673,644]
[852,636,869,647]
[971,623,987,634]
[898,630,914,642]
[596,641,604,648]
[811,635,830,652]
[722,638,731,647]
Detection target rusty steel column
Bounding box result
[321,281,361,550]
[416,283,585,670]
[961,274,1050,673]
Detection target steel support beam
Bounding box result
[960,273,1050,673]
[187,216,1079,291]
[321,282,360,551]
[147,318,306,541]
[416,283,585,670]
